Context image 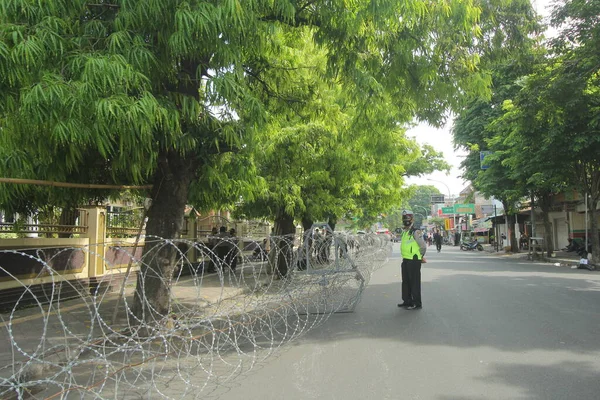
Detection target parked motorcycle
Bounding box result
[460,240,484,251]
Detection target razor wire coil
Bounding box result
[0,231,392,399]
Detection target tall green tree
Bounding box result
[495,72,571,256]
[233,37,427,276]
[548,0,600,260]
[452,0,541,251]
[493,0,600,258]
[1,0,492,325]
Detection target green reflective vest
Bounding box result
[401,230,422,260]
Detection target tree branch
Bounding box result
[297,0,320,14]
[244,67,307,105]
[86,3,120,9]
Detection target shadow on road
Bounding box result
[282,245,600,399]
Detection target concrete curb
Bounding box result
[482,245,597,271]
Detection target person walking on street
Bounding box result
[433,229,443,253]
[397,210,427,310]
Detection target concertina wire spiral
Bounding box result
[0,231,392,399]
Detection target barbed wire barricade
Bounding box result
[0,231,392,399]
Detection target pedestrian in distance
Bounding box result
[397,210,427,310]
[433,229,443,253]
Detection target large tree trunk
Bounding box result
[538,193,554,257]
[540,212,554,256]
[298,217,314,270]
[132,150,196,325]
[272,210,296,278]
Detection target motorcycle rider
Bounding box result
[397,210,427,310]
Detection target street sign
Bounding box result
[430,194,445,204]
[454,203,475,214]
[441,206,454,214]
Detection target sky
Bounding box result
[533,0,554,18]
[404,0,555,198]
[403,121,468,198]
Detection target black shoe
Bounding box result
[406,305,422,310]
[397,303,412,308]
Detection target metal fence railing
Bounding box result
[0,209,88,237]
[106,208,146,238]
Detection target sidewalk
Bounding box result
[0,253,368,398]
[482,244,595,270]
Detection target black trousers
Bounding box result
[401,258,422,307]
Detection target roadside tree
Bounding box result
[489,0,600,258]
[452,0,540,252]
[0,0,503,325]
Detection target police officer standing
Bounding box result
[397,210,427,310]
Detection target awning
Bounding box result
[473,227,490,233]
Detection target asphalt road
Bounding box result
[211,243,600,400]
